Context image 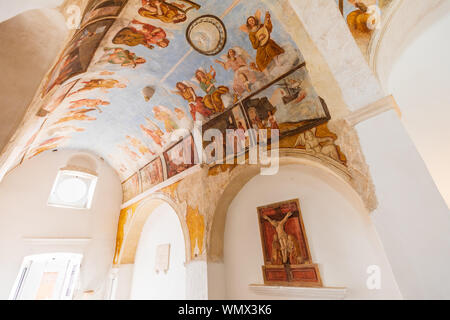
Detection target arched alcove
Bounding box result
[207,163,402,300]
[207,151,354,263]
[116,194,190,266]
[130,202,187,300]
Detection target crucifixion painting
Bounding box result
[257,199,322,287]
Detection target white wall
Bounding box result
[388,12,450,208]
[0,149,122,299]
[130,202,186,300]
[210,164,402,300]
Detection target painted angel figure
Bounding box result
[139,0,188,24]
[97,47,146,68]
[194,66,230,113]
[240,10,285,75]
[140,117,166,148]
[69,79,126,96]
[215,47,260,97]
[68,99,110,113]
[113,19,170,50]
[346,0,381,34]
[153,105,179,133]
[173,81,212,122]
[126,135,155,156]
[295,128,341,163]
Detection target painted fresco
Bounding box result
[122,172,140,202]
[337,0,393,55]
[9,0,335,200]
[140,156,164,191]
[202,104,250,164]
[43,19,116,96]
[81,0,129,26]
[163,134,198,178]
[241,65,329,137]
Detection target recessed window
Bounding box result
[48,170,97,209]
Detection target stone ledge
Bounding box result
[249,284,347,300]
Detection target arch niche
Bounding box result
[116,194,191,300]
[207,153,401,300]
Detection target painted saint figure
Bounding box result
[69,79,126,96]
[215,47,259,97]
[243,11,285,73]
[112,19,170,50]
[195,66,229,113]
[97,47,146,68]
[68,99,110,113]
[174,82,212,121]
[139,0,187,24]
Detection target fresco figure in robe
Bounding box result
[53,113,97,125]
[119,144,141,161]
[69,99,110,113]
[113,19,170,50]
[126,135,155,155]
[69,79,126,96]
[97,47,146,68]
[194,66,229,113]
[174,82,212,122]
[241,10,285,74]
[139,0,187,24]
[215,47,261,97]
[153,105,179,133]
[140,117,166,148]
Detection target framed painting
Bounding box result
[37,79,79,117]
[43,18,115,96]
[81,0,128,27]
[122,173,140,203]
[163,134,198,179]
[242,64,330,139]
[257,199,322,287]
[140,157,164,192]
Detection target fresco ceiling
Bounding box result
[11,0,334,184]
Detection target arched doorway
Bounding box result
[208,163,401,300]
[130,202,187,300]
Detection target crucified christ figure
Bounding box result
[263,212,293,264]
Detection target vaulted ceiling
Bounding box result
[4,0,327,182]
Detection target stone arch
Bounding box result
[116,192,191,265]
[207,149,366,262]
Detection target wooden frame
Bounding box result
[163,134,198,179]
[139,156,164,192]
[257,199,323,287]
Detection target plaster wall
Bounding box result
[0,149,122,299]
[209,164,402,300]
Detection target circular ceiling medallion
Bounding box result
[186,15,227,56]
